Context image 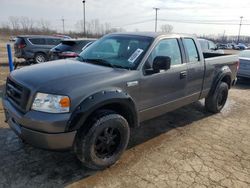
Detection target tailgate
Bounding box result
[238,58,250,77]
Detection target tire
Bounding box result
[34,53,47,63]
[205,82,228,113]
[74,111,130,170]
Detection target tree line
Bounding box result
[0,16,175,38]
[0,16,56,35]
[199,34,250,44]
[0,16,125,38]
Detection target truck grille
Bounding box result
[6,78,30,112]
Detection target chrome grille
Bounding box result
[6,78,30,112]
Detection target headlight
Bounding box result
[32,93,70,113]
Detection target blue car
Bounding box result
[236,43,248,50]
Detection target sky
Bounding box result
[1,0,250,36]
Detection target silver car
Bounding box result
[238,50,250,79]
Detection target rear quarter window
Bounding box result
[183,38,200,62]
[46,38,61,45]
[198,40,209,51]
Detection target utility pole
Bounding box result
[153,7,160,32]
[61,17,65,34]
[82,0,86,36]
[237,16,243,44]
[222,30,226,42]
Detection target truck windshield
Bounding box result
[77,35,153,69]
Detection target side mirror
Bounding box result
[153,56,171,73]
[211,45,218,50]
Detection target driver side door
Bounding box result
[139,38,188,121]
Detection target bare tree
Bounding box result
[9,16,20,31]
[19,16,34,32]
[37,19,51,32]
[104,23,111,34]
[1,22,10,30]
[161,24,173,33]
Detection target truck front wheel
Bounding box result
[205,82,228,113]
[74,111,130,170]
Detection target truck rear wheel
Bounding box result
[205,82,228,113]
[74,111,130,170]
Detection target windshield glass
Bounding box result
[77,35,153,69]
[239,50,250,58]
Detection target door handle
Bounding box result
[180,71,187,79]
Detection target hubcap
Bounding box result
[36,55,45,63]
[94,127,121,158]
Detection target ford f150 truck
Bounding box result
[3,32,238,170]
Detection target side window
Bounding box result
[29,38,46,45]
[183,38,199,62]
[145,38,182,69]
[208,41,216,50]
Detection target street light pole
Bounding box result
[237,16,243,44]
[153,7,160,32]
[61,17,65,34]
[82,0,86,36]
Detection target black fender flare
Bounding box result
[66,89,139,131]
[209,66,232,96]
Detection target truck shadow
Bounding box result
[0,101,211,187]
[128,100,209,149]
[234,78,250,89]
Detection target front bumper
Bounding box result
[3,98,76,150]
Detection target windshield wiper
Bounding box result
[79,58,127,69]
[86,58,115,68]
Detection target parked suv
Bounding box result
[49,39,96,60]
[14,35,62,63]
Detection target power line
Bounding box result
[158,18,250,26]
[113,19,154,28]
[114,18,250,28]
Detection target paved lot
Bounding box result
[0,79,250,188]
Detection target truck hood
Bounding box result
[10,59,117,90]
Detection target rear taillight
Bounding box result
[18,44,26,49]
[59,52,78,57]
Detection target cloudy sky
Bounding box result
[1,0,250,36]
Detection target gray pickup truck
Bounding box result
[3,32,238,170]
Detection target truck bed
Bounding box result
[203,52,238,66]
[201,52,239,98]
